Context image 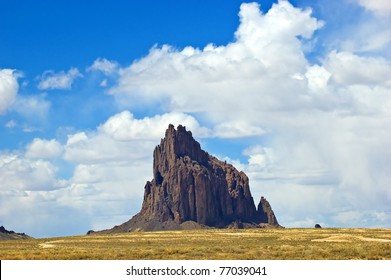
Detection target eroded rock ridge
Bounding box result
[0,226,31,240]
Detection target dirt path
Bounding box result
[312,235,391,243]
[39,240,64,249]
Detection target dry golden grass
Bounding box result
[0,228,390,260]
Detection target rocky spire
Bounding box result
[257,196,280,227]
[152,124,209,183]
[98,124,281,233]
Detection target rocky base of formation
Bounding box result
[0,226,31,240]
[94,125,282,234]
[94,216,281,234]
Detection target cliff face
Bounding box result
[99,124,280,233]
[142,124,259,227]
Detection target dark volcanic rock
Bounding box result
[98,124,281,233]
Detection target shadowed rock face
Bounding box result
[257,197,279,227]
[99,124,280,233]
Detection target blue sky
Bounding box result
[1,0,390,237]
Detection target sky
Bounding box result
[1,0,390,238]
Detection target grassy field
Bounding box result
[0,228,390,260]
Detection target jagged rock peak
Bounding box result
[97,124,281,233]
[257,196,280,227]
[153,124,209,177]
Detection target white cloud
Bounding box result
[110,1,323,124]
[305,64,331,93]
[0,153,59,191]
[358,0,391,16]
[0,69,19,114]
[243,145,276,169]
[87,58,119,75]
[26,138,63,159]
[38,67,83,90]
[66,131,88,145]
[63,129,154,166]
[324,51,391,86]
[99,110,210,141]
[64,132,135,164]
[213,121,265,138]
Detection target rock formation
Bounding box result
[258,196,280,227]
[0,226,31,240]
[99,124,280,233]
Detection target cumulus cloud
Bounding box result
[324,51,391,86]
[243,145,276,170]
[64,130,151,164]
[99,110,210,141]
[38,67,83,90]
[0,69,19,114]
[105,1,390,228]
[0,153,59,191]
[26,138,63,159]
[213,121,265,138]
[110,1,323,124]
[305,65,331,93]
